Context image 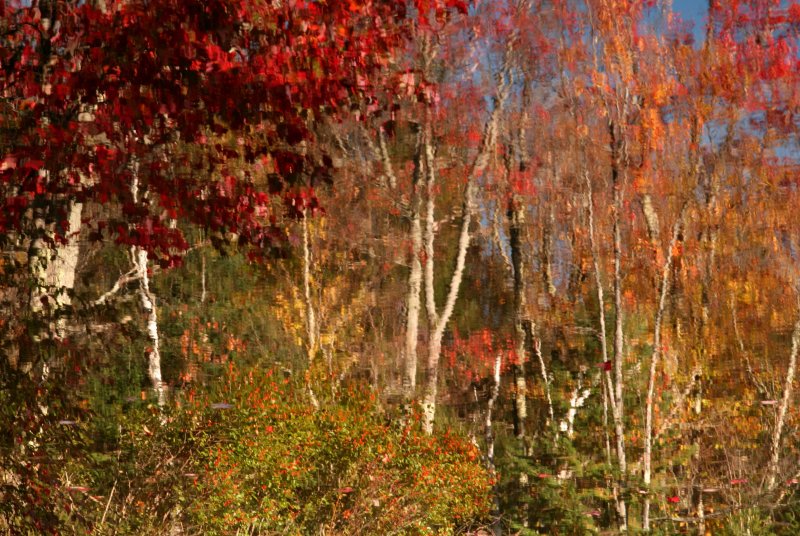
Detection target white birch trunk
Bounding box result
[23,197,84,381]
[421,178,474,433]
[643,204,688,531]
[302,211,320,410]
[200,252,207,304]
[766,315,800,490]
[378,128,398,190]
[534,337,555,432]
[584,165,628,528]
[559,371,590,440]
[30,199,83,339]
[613,179,625,432]
[611,145,629,532]
[486,353,502,471]
[486,353,502,536]
[302,211,317,357]
[420,31,513,435]
[508,196,529,440]
[423,125,439,330]
[420,149,482,434]
[402,132,424,404]
[694,377,705,535]
[130,173,166,407]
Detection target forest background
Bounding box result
[4,0,800,534]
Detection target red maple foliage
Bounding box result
[0,0,414,264]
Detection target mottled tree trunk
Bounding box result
[643,204,688,531]
[130,172,166,407]
[402,130,424,405]
[766,315,800,491]
[508,195,528,441]
[486,354,502,536]
[29,199,83,336]
[584,161,627,529]
[421,175,476,434]
[419,34,512,434]
[302,211,320,410]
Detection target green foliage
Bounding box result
[3,365,491,535]
[495,432,611,535]
[716,507,777,536]
[186,368,492,534]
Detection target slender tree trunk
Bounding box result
[693,148,719,534]
[133,246,166,407]
[419,33,513,434]
[559,370,589,440]
[610,126,630,531]
[643,114,699,530]
[301,210,320,410]
[302,213,317,358]
[486,353,502,536]
[130,172,166,407]
[642,203,688,531]
[424,122,439,331]
[507,77,535,444]
[534,336,555,433]
[200,252,207,304]
[402,130,424,405]
[766,314,800,491]
[421,176,476,434]
[584,162,628,529]
[602,371,613,464]
[612,157,625,435]
[541,208,556,298]
[508,194,528,441]
[693,373,705,536]
[378,128,398,190]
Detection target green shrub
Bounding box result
[9,365,491,535]
[186,367,492,534]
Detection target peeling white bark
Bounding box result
[560,371,590,440]
[486,353,502,470]
[535,337,555,432]
[402,131,424,404]
[423,124,439,330]
[420,156,478,434]
[584,164,627,528]
[642,202,688,531]
[507,186,529,441]
[420,32,513,435]
[30,198,83,339]
[130,173,167,407]
[301,211,320,410]
[486,353,502,535]
[302,211,317,358]
[766,315,800,491]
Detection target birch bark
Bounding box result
[130,172,166,407]
[419,30,515,434]
[584,161,628,529]
[402,130,424,404]
[642,202,689,531]
[765,314,800,491]
[301,210,320,410]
